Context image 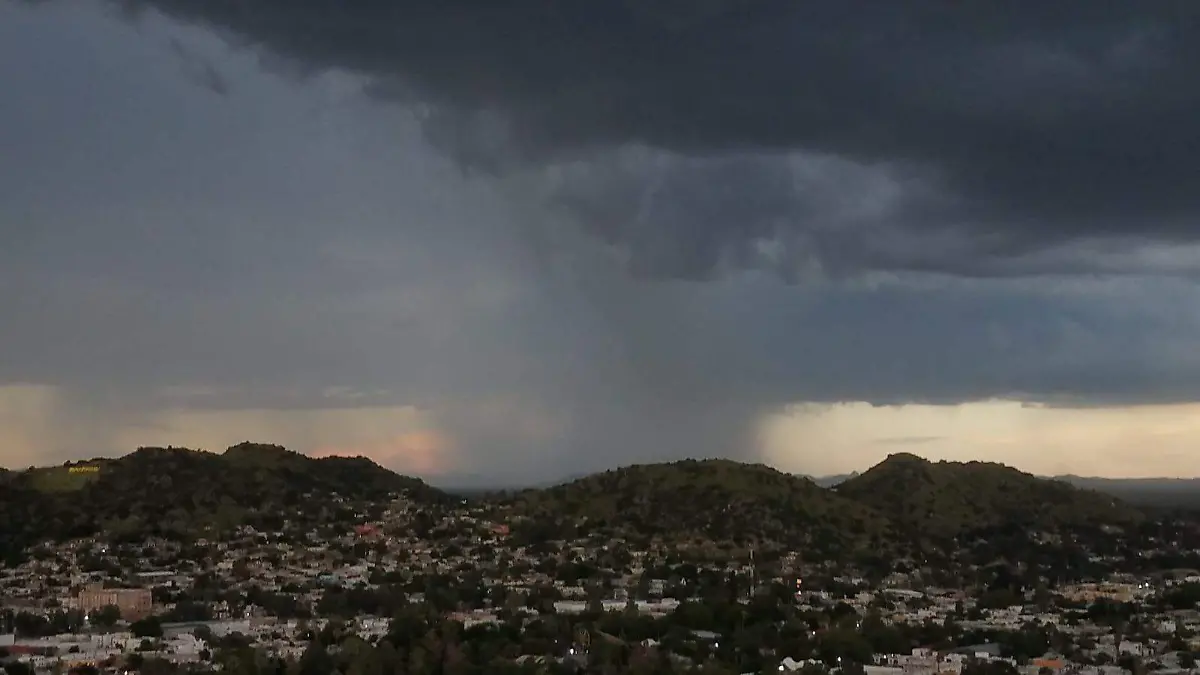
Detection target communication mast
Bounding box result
[749,546,756,599]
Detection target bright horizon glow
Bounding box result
[759,399,1200,479]
[5,383,1200,480]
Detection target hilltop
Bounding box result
[496,458,893,556]
[835,452,1142,537]
[0,443,448,562]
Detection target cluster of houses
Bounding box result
[3,495,1200,673]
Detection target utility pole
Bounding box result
[749,547,756,600]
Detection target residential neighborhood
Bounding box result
[6,482,1200,675]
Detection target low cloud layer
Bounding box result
[3,1,1200,481]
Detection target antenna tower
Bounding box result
[749,546,756,599]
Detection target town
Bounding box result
[5,472,1200,675]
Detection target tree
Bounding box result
[90,605,121,630]
[1118,655,1145,675]
[298,641,335,675]
[627,647,661,675]
[843,663,866,675]
[139,658,176,675]
[131,616,163,639]
[4,663,34,675]
[816,628,873,665]
[344,641,385,675]
[193,625,215,644]
[696,661,736,675]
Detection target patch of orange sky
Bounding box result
[309,429,456,477]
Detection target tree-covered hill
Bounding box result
[834,452,1142,538]
[0,443,449,562]
[494,458,893,556]
[3,447,1155,565]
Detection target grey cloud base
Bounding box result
[3,1,1200,479]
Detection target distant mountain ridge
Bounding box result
[431,471,594,495]
[1051,475,1200,509]
[803,470,1200,509]
[437,467,1200,498]
[801,472,858,488]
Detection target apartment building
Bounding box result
[77,584,153,621]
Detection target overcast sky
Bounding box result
[4,1,1200,484]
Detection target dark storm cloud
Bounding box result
[68,0,1200,280]
[7,0,1200,479]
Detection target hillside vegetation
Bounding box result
[835,452,1142,537]
[3,447,1148,564]
[0,443,448,563]
[498,458,893,556]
